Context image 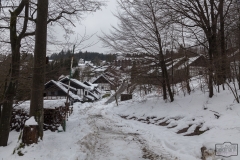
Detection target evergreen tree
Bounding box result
[72,69,80,80]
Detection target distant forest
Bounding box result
[50,50,116,65]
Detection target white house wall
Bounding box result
[98,83,111,91]
[189,66,205,77]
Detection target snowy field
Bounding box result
[1,79,240,160]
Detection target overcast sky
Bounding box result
[49,0,119,55]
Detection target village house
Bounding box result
[92,74,117,91]
[59,76,101,102]
[44,80,82,103]
[173,55,208,77]
[44,76,101,103]
[135,54,208,85]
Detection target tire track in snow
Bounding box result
[78,105,179,160]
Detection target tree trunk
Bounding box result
[220,0,226,86]
[0,0,28,146]
[208,0,217,98]
[186,65,191,94]
[163,61,174,102]
[208,41,214,98]
[151,6,174,102]
[0,104,1,121]
[238,6,240,89]
[30,0,48,140]
[160,60,167,100]
[208,34,215,98]
[0,47,21,147]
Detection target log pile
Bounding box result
[11,109,29,132]
[43,106,66,132]
[10,105,73,132]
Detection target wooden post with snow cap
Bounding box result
[22,117,39,145]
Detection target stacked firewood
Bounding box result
[11,105,73,132]
[43,106,66,131]
[11,109,29,132]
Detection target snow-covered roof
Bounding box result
[166,57,185,70]
[89,91,100,100]
[46,80,82,101]
[60,77,94,90]
[15,99,68,112]
[84,81,98,87]
[95,68,106,72]
[54,80,82,101]
[189,56,200,64]
[59,82,77,91]
[58,75,65,80]
[177,56,200,70]
[85,95,95,101]
[71,79,94,90]
[95,88,101,93]
[85,62,96,68]
[77,59,96,68]
[92,74,115,85]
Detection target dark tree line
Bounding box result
[50,50,117,65]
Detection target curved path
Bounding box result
[78,103,179,160]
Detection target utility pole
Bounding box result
[66,45,75,104]
[63,45,75,131]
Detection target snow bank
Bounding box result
[15,99,67,112]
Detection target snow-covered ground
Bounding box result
[1,79,240,160]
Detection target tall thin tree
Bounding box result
[100,0,174,101]
[0,0,29,146]
[29,0,48,139]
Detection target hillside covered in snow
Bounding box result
[1,78,240,160]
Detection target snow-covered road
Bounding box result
[78,101,179,160]
[2,78,240,160]
[1,99,199,160]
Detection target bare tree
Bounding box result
[0,0,29,146]
[168,0,233,97]
[227,0,240,88]
[100,0,174,101]
[0,0,105,146]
